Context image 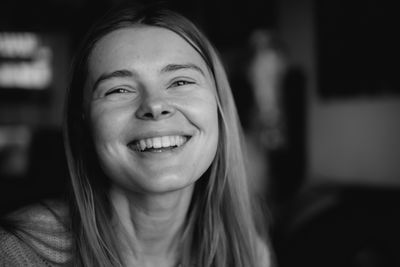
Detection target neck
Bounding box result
[109,185,194,267]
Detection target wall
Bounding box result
[310,98,400,186]
[276,0,400,187]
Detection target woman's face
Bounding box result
[86,26,219,194]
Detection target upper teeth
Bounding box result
[134,135,188,151]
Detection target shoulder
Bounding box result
[0,227,43,266]
[6,199,70,227]
[0,199,72,265]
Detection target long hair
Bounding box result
[64,3,266,266]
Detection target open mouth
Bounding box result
[129,135,191,152]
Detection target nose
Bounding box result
[135,94,175,120]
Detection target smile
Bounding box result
[129,135,190,152]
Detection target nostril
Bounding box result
[142,112,154,119]
[138,109,171,120]
[135,101,175,120]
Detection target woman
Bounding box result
[0,3,270,267]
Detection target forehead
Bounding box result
[88,26,208,75]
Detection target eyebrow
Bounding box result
[92,69,134,92]
[160,63,205,77]
[92,63,206,92]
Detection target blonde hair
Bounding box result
[64,3,267,266]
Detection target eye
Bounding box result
[105,87,133,96]
[170,80,195,88]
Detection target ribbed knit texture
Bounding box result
[0,200,72,266]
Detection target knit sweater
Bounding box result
[0,200,72,266]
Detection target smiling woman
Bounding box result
[0,3,271,267]
[89,26,219,196]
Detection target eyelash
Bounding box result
[103,79,194,96]
[105,88,132,96]
[170,80,194,87]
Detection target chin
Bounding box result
[114,172,198,195]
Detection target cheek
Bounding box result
[189,94,219,146]
[89,104,129,145]
[89,106,129,177]
[199,96,219,133]
[90,109,112,143]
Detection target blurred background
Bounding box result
[1,0,400,266]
